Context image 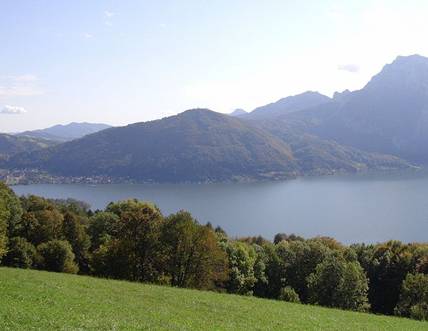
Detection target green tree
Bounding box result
[395,273,428,321]
[37,240,78,274]
[103,200,164,282]
[276,239,331,302]
[3,237,37,268]
[307,254,369,311]
[62,212,91,273]
[161,211,228,289]
[18,196,64,245]
[364,241,415,315]
[223,241,257,295]
[0,182,23,262]
[88,212,119,250]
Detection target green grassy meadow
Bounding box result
[0,267,426,330]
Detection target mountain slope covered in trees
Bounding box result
[0,134,57,160]
[3,109,409,183]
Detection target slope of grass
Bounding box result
[0,267,426,330]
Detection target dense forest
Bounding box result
[0,182,427,321]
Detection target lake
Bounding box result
[12,171,428,244]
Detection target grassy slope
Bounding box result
[0,268,426,331]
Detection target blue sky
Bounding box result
[1,0,428,131]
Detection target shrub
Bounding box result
[279,286,301,303]
[37,240,78,274]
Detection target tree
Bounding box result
[37,240,78,273]
[62,212,91,272]
[273,233,304,244]
[395,273,428,320]
[87,211,119,250]
[0,182,23,262]
[364,241,414,315]
[161,211,228,289]
[104,200,164,282]
[276,239,331,302]
[3,237,36,268]
[307,254,369,311]
[18,196,64,245]
[223,241,257,295]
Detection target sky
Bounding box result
[1,0,428,132]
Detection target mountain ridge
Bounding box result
[17,122,112,142]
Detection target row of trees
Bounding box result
[0,182,427,320]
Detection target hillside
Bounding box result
[5,109,299,182]
[0,134,56,160]
[17,122,112,142]
[1,268,426,330]
[278,55,428,163]
[3,109,411,183]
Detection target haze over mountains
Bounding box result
[2,54,428,183]
[17,122,112,142]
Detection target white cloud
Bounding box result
[83,33,93,39]
[337,64,360,73]
[0,105,27,114]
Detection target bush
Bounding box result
[395,273,428,320]
[37,240,78,274]
[4,237,37,268]
[279,286,301,303]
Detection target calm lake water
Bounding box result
[12,171,428,244]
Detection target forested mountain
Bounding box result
[3,109,409,183]
[17,122,112,142]
[245,91,331,120]
[274,55,428,163]
[0,134,56,160]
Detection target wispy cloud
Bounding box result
[104,10,116,26]
[104,10,116,18]
[0,74,43,97]
[337,64,360,73]
[0,105,27,114]
[83,32,93,39]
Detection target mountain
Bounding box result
[230,108,247,117]
[279,55,428,163]
[17,122,112,142]
[245,91,331,120]
[4,109,410,183]
[5,109,300,182]
[0,134,57,160]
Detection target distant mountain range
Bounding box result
[245,91,331,120]
[2,54,428,183]
[264,54,428,163]
[230,109,248,116]
[3,109,409,183]
[17,122,112,142]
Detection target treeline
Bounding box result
[0,182,427,321]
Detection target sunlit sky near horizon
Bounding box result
[1,0,428,132]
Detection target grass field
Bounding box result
[1,267,427,330]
